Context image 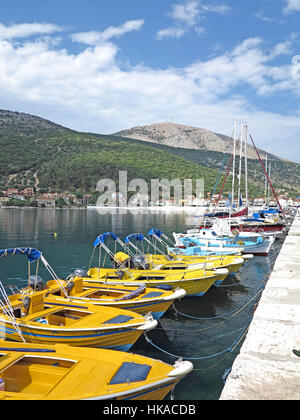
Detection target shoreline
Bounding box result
[0,205,208,212]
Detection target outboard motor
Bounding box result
[73,268,89,278]
[116,270,125,279]
[29,275,45,291]
[131,255,147,269]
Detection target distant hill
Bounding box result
[112,122,300,195]
[113,122,281,161]
[0,110,224,199]
[0,110,299,200]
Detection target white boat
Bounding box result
[173,224,274,256]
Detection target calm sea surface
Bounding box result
[0,208,283,400]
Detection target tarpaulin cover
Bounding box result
[124,233,145,243]
[93,232,118,247]
[109,362,151,384]
[0,247,42,263]
[147,228,163,238]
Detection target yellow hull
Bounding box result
[0,320,144,350]
[0,292,157,351]
[0,341,193,400]
[46,279,186,320]
[73,286,177,319]
[87,267,229,296]
[147,253,244,273]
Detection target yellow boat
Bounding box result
[0,247,160,350]
[145,253,245,273]
[86,265,228,296]
[124,232,247,274]
[0,288,157,350]
[43,277,186,320]
[0,340,193,400]
[85,233,229,296]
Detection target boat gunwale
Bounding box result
[0,314,148,332]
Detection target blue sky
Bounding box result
[0,0,300,162]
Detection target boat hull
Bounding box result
[87,268,229,297]
[147,254,244,275]
[66,287,176,320]
[173,233,274,256]
[70,283,186,320]
[0,320,145,350]
[0,341,193,400]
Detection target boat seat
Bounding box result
[23,291,45,315]
[67,277,84,296]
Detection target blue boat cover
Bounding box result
[0,247,42,263]
[142,291,163,298]
[124,233,145,243]
[110,362,151,384]
[147,228,163,238]
[104,315,134,324]
[93,232,118,247]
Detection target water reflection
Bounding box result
[0,208,282,400]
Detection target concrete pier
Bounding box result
[220,215,300,400]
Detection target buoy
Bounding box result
[53,232,58,238]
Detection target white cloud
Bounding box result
[255,9,279,22]
[283,0,300,13]
[0,22,62,40]
[0,23,300,162]
[157,27,187,40]
[200,4,230,14]
[170,1,201,26]
[157,1,230,40]
[71,19,144,45]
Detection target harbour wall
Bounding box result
[219,214,300,400]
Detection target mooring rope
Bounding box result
[170,248,280,322]
[143,316,251,361]
[142,243,283,371]
[171,273,267,322]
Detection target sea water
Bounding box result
[0,207,282,400]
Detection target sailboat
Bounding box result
[197,122,287,234]
[204,122,249,219]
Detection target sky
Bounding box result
[0,0,300,162]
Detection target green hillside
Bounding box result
[105,134,300,197]
[0,110,230,201]
[1,109,296,204]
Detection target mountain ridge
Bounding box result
[113,121,284,162]
[0,109,299,198]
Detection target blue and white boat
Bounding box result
[173,225,274,256]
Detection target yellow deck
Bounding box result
[0,291,152,349]
[87,266,228,296]
[0,341,192,400]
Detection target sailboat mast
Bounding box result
[264,155,268,205]
[244,124,248,207]
[249,133,286,220]
[237,123,244,206]
[267,161,271,206]
[231,120,237,209]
